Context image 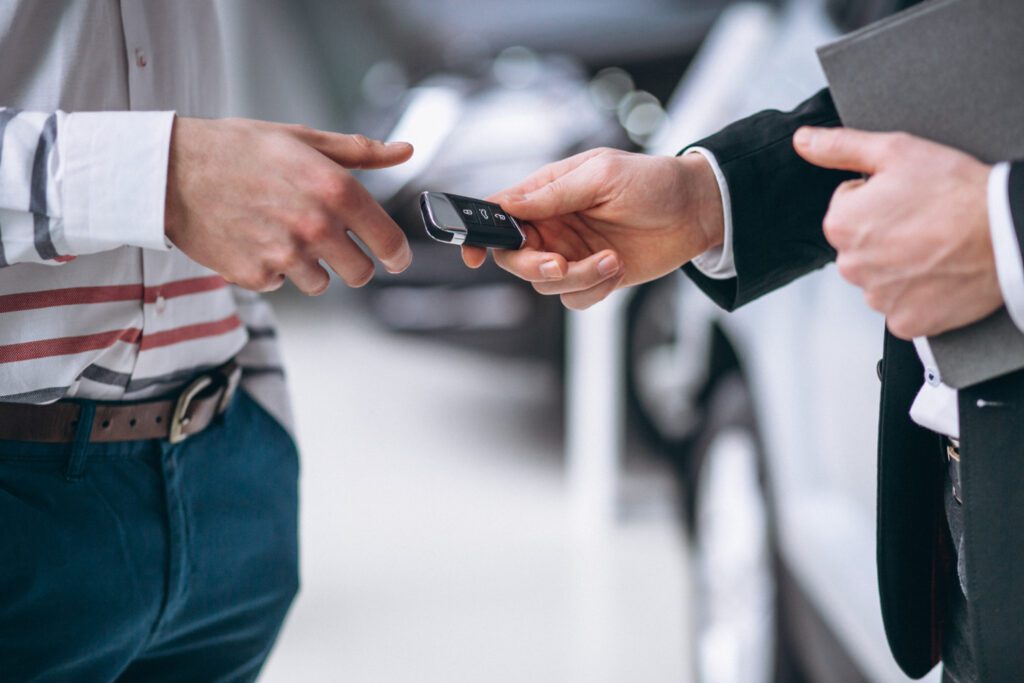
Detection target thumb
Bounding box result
[793,126,889,174]
[498,164,601,220]
[301,129,414,169]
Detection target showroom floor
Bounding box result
[259,287,691,683]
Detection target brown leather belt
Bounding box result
[0,362,241,444]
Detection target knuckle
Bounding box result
[887,313,916,340]
[864,289,887,313]
[315,171,354,208]
[835,254,862,283]
[822,211,845,245]
[883,132,911,155]
[541,177,564,199]
[236,266,276,291]
[348,133,374,150]
[836,179,861,195]
[264,245,300,272]
[822,131,842,154]
[297,210,332,243]
[594,155,621,182]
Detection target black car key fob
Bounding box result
[419,191,526,250]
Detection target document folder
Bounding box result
[817,0,1024,388]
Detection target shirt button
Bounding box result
[156,294,166,314]
[135,48,148,68]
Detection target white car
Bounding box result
[644,1,945,682]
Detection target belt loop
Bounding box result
[65,401,95,481]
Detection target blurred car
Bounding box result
[640,1,945,682]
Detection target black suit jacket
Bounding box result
[682,89,1024,680]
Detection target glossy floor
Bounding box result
[260,288,690,683]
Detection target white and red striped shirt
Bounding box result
[0,2,291,428]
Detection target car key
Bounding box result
[419,191,526,250]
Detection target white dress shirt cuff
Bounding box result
[988,161,1024,332]
[686,147,737,280]
[62,111,175,253]
[909,336,960,439]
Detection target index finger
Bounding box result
[489,149,606,205]
[793,126,890,174]
[296,128,415,170]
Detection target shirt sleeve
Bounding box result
[987,161,1024,332]
[0,108,174,268]
[685,146,737,280]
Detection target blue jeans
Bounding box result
[0,390,300,682]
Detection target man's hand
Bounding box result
[795,127,999,339]
[165,117,414,295]
[461,148,724,310]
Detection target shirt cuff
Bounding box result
[62,111,175,253]
[685,146,736,280]
[987,161,1024,332]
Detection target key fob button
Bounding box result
[475,205,496,226]
[452,199,480,224]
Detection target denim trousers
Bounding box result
[0,390,300,682]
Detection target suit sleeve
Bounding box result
[0,107,174,267]
[680,88,859,311]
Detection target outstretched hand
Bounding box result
[462,148,724,309]
[166,117,415,296]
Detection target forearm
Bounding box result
[0,108,173,267]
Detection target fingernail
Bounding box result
[385,141,411,149]
[507,193,528,203]
[794,127,817,149]
[387,250,413,274]
[597,255,619,277]
[540,260,563,280]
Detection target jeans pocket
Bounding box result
[233,389,299,456]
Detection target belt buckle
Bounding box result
[216,363,242,415]
[169,375,213,445]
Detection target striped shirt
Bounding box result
[0,2,291,429]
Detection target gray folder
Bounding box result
[817,0,1024,388]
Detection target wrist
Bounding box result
[164,116,182,243]
[676,152,725,255]
[164,116,201,246]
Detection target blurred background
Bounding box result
[214,1,935,682]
